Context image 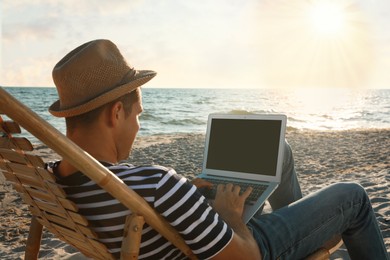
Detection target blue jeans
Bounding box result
[248,141,389,260]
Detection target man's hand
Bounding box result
[212,183,253,220]
[191,178,213,189]
[210,183,261,260]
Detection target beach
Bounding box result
[0,129,389,259]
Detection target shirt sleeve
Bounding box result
[154,169,233,259]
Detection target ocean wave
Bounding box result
[140,112,161,121]
[163,118,205,126]
[225,109,276,115]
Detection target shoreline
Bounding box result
[0,129,389,259]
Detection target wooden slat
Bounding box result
[31,203,87,226]
[57,197,78,211]
[48,213,95,238]
[29,205,43,218]
[43,213,95,238]
[62,233,111,258]
[68,211,89,226]
[7,162,37,177]
[0,148,27,164]
[28,197,66,216]
[13,172,45,190]
[0,150,45,168]
[2,170,19,184]
[6,162,55,183]
[0,120,21,134]
[26,154,44,167]
[62,234,113,260]
[34,216,63,238]
[0,137,33,151]
[0,161,7,170]
[25,186,53,202]
[53,223,88,242]
[24,187,77,211]
[45,182,67,198]
[36,167,56,182]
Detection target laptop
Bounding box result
[198,113,287,223]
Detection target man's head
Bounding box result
[49,39,155,162]
[49,39,156,118]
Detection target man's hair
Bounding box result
[65,88,141,131]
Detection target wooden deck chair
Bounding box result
[0,87,342,259]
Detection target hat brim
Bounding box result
[49,70,156,117]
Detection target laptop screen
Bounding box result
[206,118,282,176]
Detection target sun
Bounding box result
[255,0,374,88]
[307,2,346,36]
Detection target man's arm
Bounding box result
[211,184,262,260]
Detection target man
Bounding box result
[48,39,388,259]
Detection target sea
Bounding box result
[2,87,390,142]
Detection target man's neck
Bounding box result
[57,126,119,177]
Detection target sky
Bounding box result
[1,0,390,88]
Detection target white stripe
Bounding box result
[192,220,230,255]
[111,165,168,175]
[142,226,153,234]
[129,184,157,189]
[67,189,106,198]
[155,176,186,207]
[108,247,121,253]
[182,207,212,235]
[156,169,175,189]
[163,185,197,216]
[186,213,218,244]
[93,223,125,232]
[140,233,163,247]
[121,173,162,180]
[138,241,171,259]
[77,199,119,208]
[99,236,123,243]
[85,209,131,220]
[171,196,205,226]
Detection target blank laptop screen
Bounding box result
[206,118,282,176]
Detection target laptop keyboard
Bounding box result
[199,178,268,205]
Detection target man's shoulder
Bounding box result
[109,163,177,178]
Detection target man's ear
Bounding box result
[107,101,124,127]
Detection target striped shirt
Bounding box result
[49,162,233,259]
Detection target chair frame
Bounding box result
[0,87,342,259]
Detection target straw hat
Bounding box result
[49,39,156,117]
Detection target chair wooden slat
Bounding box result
[31,203,89,226]
[0,149,44,167]
[52,223,92,244]
[25,196,66,216]
[26,154,44,167]
[52,223,113,259]
[43,213,93,237]
[0,120,21,134]
[45,182,67,198]
[6,162,56,182]
[23,186,77,212]
[68,211,90,226]
[36,167,57,182]
[12,171,46,190]
[62,234,114,260]
[2,170,19,184]
[25,186,53,202]
[0,148,28,164]
[0,137,33,151]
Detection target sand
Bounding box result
[0,129,389,259]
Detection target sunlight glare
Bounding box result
[308,2,345,36]
[254,0,374,88]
